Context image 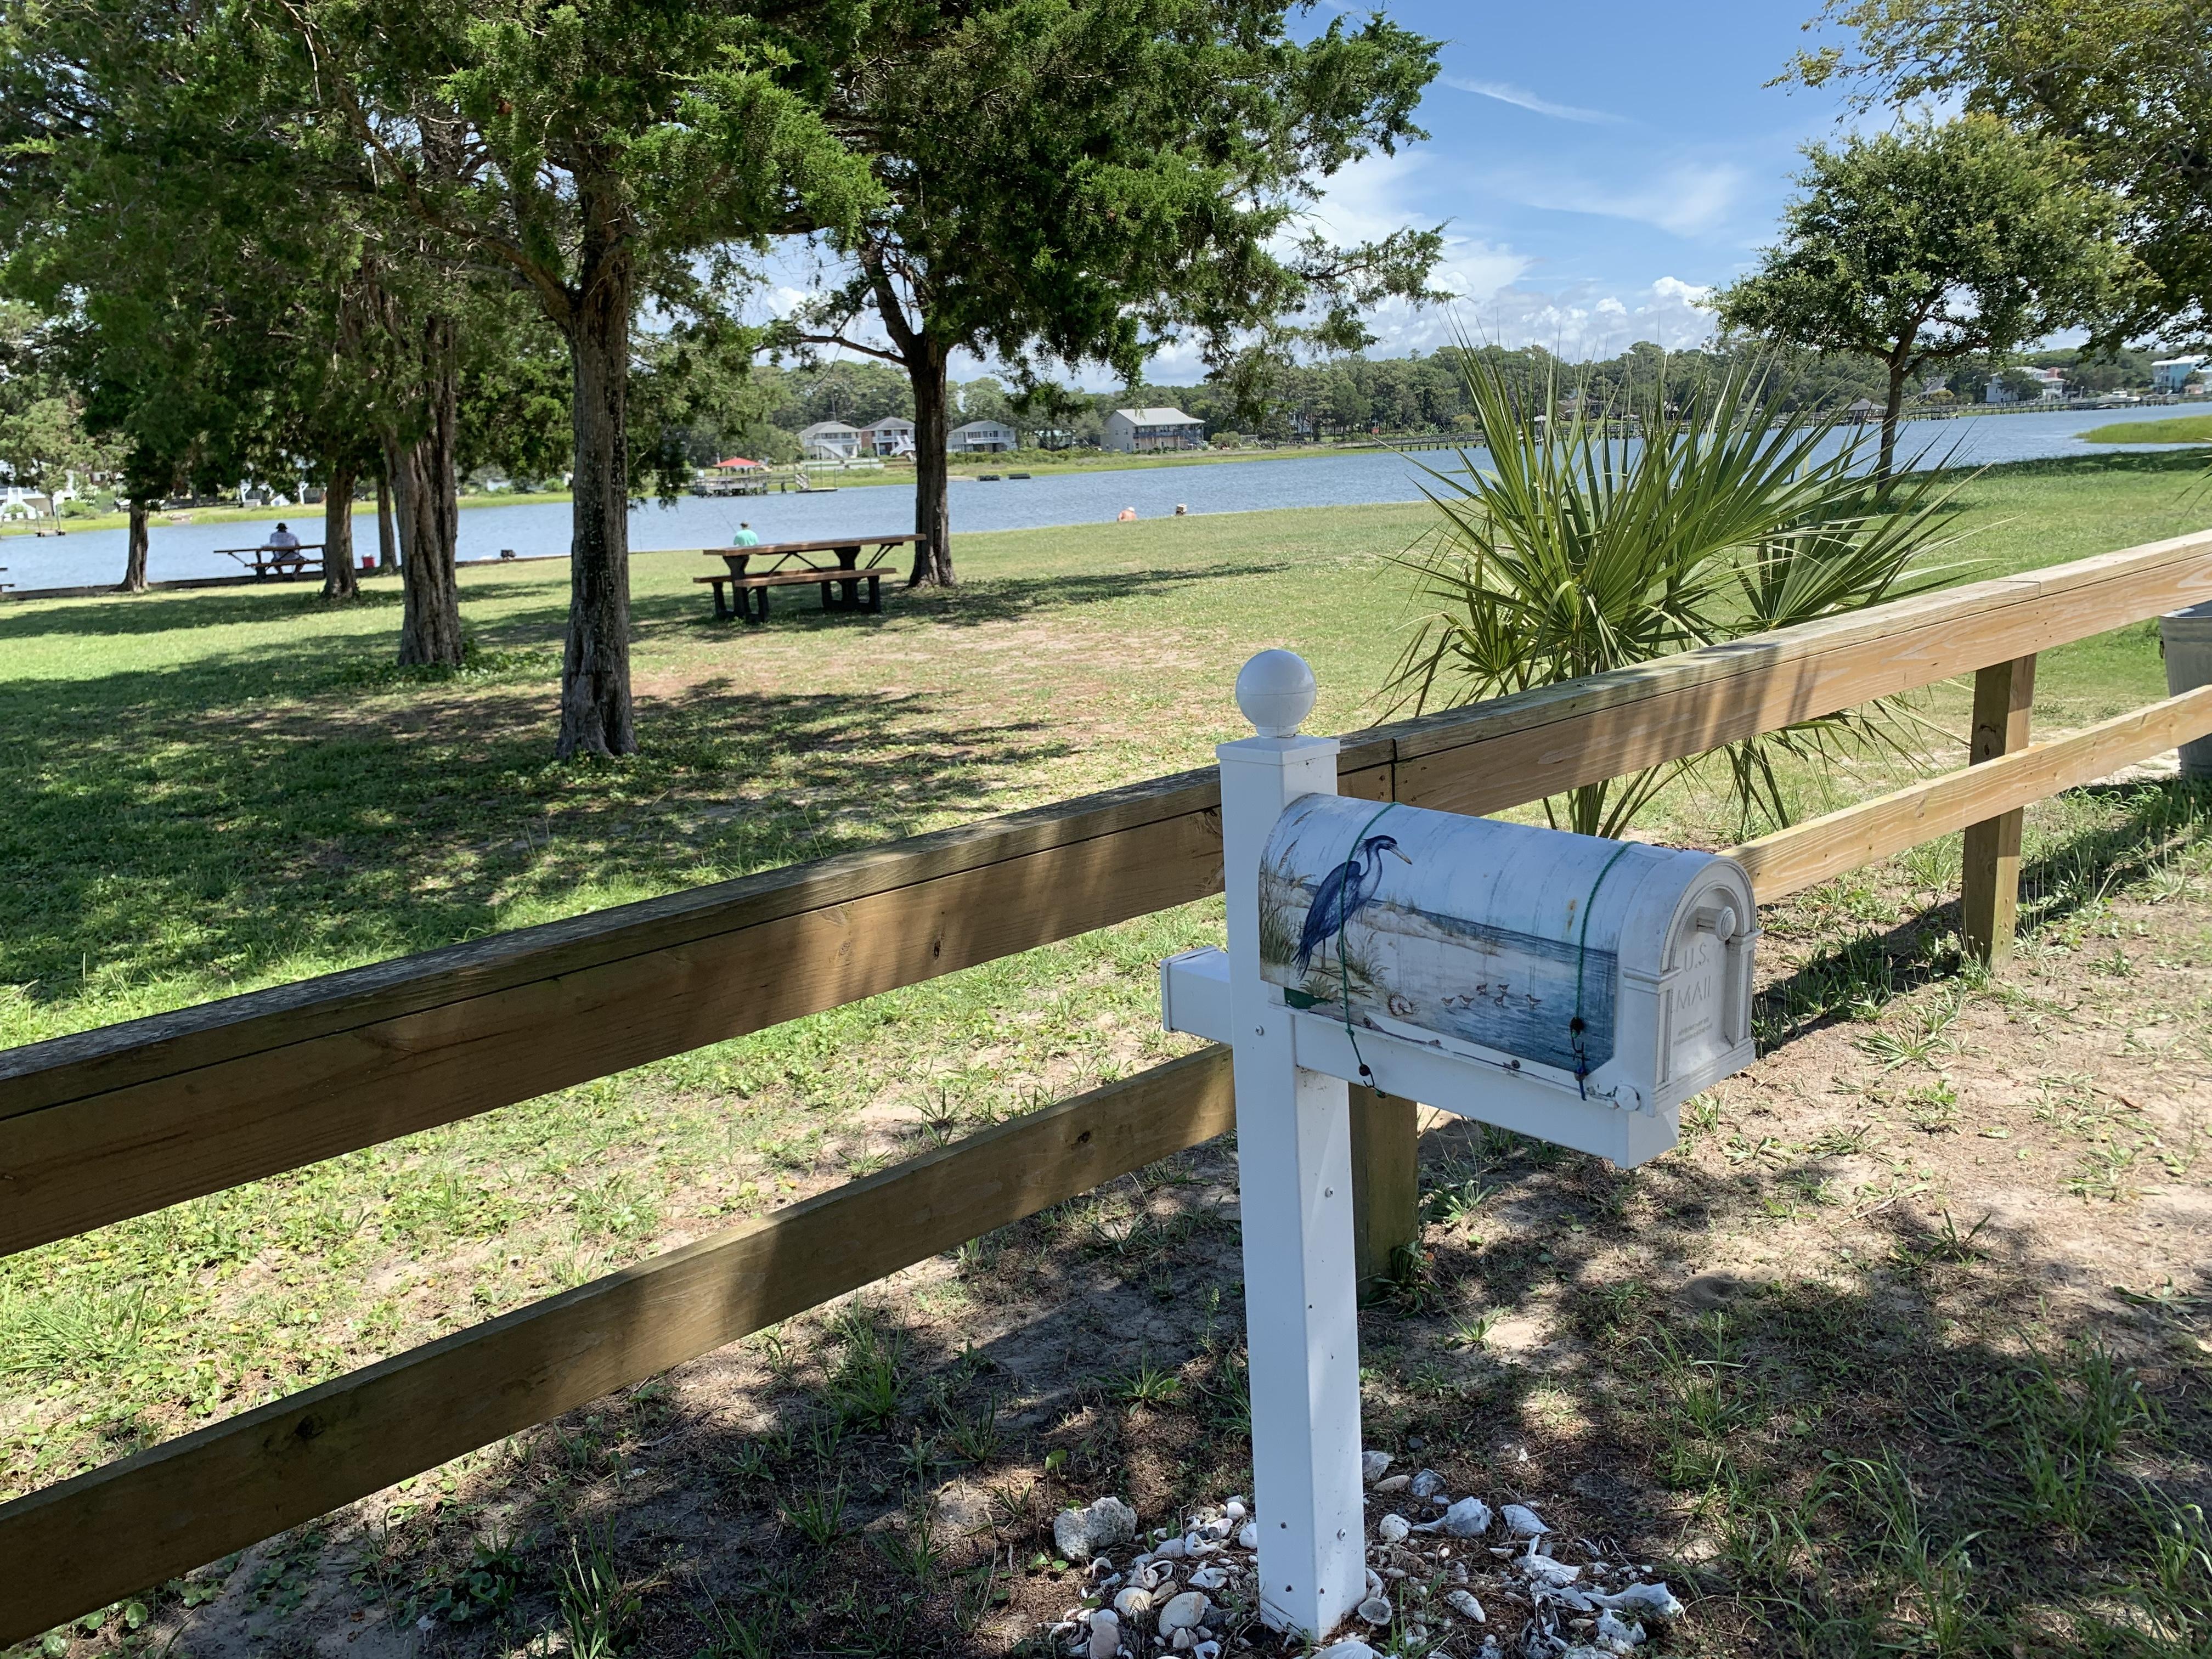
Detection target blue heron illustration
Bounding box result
[1293,834,1412,973]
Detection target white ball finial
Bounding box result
[1235,650,1318,737]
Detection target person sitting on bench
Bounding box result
[731,522,760,548]
[266,523,302,557]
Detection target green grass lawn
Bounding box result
[3,449,2210,1657]
[2,448,2204,1052]
[2082,412,2212,445]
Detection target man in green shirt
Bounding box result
[731,522,760,548]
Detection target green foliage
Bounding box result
[1716,113,2142,473]
[1799,0,2212,342]
[1387,350,1974,838]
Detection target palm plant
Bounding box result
[1386,350,1976,838]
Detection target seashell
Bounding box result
[1378,1513,1412,1544]
[1588,1583,1684,1622]
[1154,1537,1187,1560]
[1187,1567,1229,1592]
[1442,1498,1492,1538]
[1319,1643,1377,1659]
[1171,1630,1195,1651]
[1193,1645,1222,1659]
[1157,1592,1211,1634]
[1500,1504,1548,1538]
[1223,1499,1248,1521]
[1114,1588,1155,1622]
[1365,1568,1385,1601]
[1237,1522,1259,1551]
[1087,1609,1120,1659]
[1446,1590,1486,1623]
[1409,1469,1448,1500]
[1057,1497,1141,1562]
[1361,1451,1393,1484]
[1521,1555,1581,1587]
[1373,1473,1412,1494]
[1595,1610,1645,1649]
[1356,1596,1392,1626]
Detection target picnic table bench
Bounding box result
[217,544,324,580]
[684,534,919,624]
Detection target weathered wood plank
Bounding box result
[0,812,1226,1254]
[3,531,2206,1256]
[1728,686,2212,901]
[1960,656,2039,964]
[0,1047,1238,1648]
[1347,1085,1420,1299]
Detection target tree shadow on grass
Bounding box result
[0,668,1070,1027]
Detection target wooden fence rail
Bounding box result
[5,529,2209,1260]
[2,528,2210,1644]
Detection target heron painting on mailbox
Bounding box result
[1257,794,1758,1104]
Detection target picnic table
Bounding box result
[690,534,918,624]
[217,543,324,580]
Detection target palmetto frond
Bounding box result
[1386,343,1978,839]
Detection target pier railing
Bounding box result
[3,528,2210,1643]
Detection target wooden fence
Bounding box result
[4,529,2211,1643]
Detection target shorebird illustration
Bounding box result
[1293,834,1412,973]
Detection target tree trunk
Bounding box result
[396,318,464,666]
[121,498,149,592]
[375,467,397,571]
[1878,357,1909,487]
[321,459,359,600]
[907,337,955,587]
[555,188,637,759]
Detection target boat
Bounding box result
[1008,472,1031,479]
[978,473,1002,482]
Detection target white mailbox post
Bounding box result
[1163,651,1760,1639]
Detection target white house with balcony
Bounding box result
[949,419,1017,453]
[1104,407,1205,452]
[861,416,916,456]
[798,420,864,460]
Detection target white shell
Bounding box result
[1361,1450,1393,1484]
[1446,1590,1486,1623]
[1087,1610,1120,1659]
[1237,1523,1259,1551]
[1442,1498,1492,1538]
[1500,1504,1548,1537]
[1157,1592,1211,1634]
[1113,1588,1154,1622]
[1409,1469,1448,1500]
[1596,1610,1646,1647]
[1372,1474,1412,1494]
[1154,1537,1187,1560]
[1319,1643,1378,1659]
[1378,1513,1412,1543]
[1356,1596,1392,1626]
[1223,1500,1247,1521]
[1590,1583,1684,1621]
[1187,1567,1229,1592]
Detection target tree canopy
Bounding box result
[1795,0,2212,345]
[1714,114,2139,476]
[793,0,1442,584]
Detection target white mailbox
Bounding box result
[1160,651,1762,1643]
[1257,793,1756,1115]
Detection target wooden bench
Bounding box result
[695,566,889,624]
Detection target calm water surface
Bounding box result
[9,403,2202,592]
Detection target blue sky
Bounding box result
[766,1,1865,381]
[1265,0,1859,368]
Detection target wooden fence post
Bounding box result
[1348,1084,1420,1296]
[1961,653,2038,964]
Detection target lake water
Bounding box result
[8,402,2203,592]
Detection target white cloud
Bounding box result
[1487,161,1750,238]
[1441,76,1624,126]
